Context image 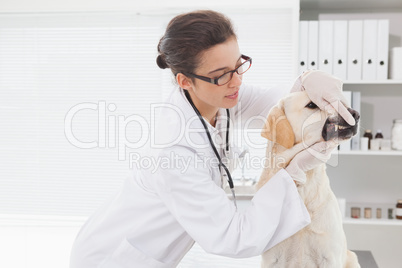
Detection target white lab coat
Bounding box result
[70,83,310,268]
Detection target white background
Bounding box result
[0,0,299,267]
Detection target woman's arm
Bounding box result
[153,146,310,258]
[233,69,354,130]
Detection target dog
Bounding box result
[257,91,361,268]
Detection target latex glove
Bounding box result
[285,140,338,185]
[291,70,355,126]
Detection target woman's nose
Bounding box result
[229,72,242,87]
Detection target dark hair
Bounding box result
[156,10,236,76]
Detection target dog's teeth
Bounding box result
[334,125,338,131]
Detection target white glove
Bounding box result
[291,70,355,126]
[285,140,338,184]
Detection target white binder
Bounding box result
[362,20,378,80]
[339,91,352,152]
[351,91,361,151]
[307,21,318,70]
[318,20,333,74]
[333,20,348,80]
[376,20,389,80]
[390,47,402,80]
[347,20,363,81]
[299,21,309,75]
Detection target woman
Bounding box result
[70,10,354,267]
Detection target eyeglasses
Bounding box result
[183,54,252,86]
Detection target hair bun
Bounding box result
[156,55,168,69]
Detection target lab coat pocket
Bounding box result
[100,238,175,268]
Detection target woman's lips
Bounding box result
[225,90,239,100]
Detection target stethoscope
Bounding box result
[183,89,237,210]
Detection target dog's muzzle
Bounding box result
[322,108,360,141]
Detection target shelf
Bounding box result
[344,80,402,85]
[333,150,402,156]
[300,0,402,11]
[343,217,402,226]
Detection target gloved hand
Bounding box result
[291,70,355,126]
[285,140,338,185]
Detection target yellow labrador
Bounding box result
[257,91,361,268]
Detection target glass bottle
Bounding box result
[351,207,361,219]
[364,207,372,219]
[363,130,373,150]
[391,120,402,150]
[376,208,382,219]
[396,200,402,220]
[373,129,384,150]
[388,208,394,219]
[375,129,384,139]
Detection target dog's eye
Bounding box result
[305,102,318,109]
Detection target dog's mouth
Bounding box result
[322,122,358,141]
[322,108,360,141]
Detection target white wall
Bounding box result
[0,0,296,13]
[0,2,301,217]
[0,0,301,264]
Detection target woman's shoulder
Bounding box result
[151,87,215,153]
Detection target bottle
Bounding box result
[364,207,372,219]
[376,208,382,219]
[375,129,383,150]
[351,207,361,219]
[391,119,402,150]
[375,129,384,139]
[396,200,402,220]
[360,137,369,151]
[388,208,394,219]
[363,130,373,150]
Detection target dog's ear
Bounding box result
[261,100,295,149]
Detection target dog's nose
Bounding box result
[347,107,360,124]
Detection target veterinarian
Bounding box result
[70,10,356,267]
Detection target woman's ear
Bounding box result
[176,73,193,90]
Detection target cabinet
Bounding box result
[327,82,402,218]
[327,82,402,268]
[300,1,402,267]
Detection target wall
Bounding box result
[0,0,296,13]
